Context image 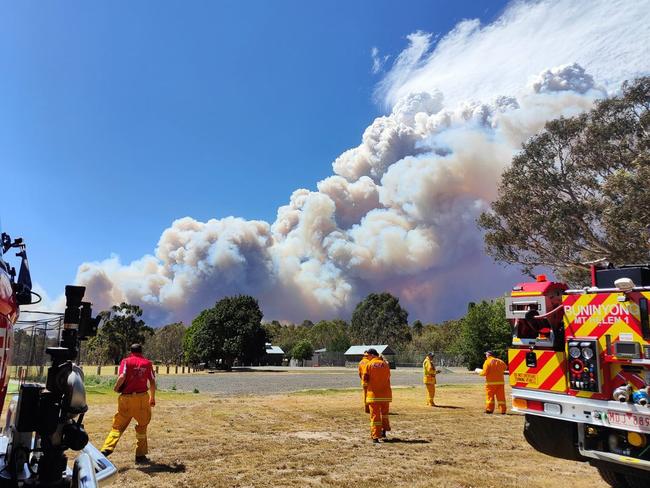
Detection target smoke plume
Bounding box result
[71,0,650,324]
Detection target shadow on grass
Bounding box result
[382,438,430,444]
[432,405,463,410]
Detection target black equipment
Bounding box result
[0,285,108,487]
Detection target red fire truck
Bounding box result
[507,265,650,487]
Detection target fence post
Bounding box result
[114,366,118,375]
[97,365,101,376]
[182,365,185,374]
[155,365,159,374]
[38,366,44,378]
[175,365,178,374]
[166,365,170,374]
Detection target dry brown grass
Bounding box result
[83,384,606,488]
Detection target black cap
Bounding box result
[367,348,379,356]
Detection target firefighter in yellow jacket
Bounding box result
[423,352,439,406]
[362,348,392,443]
[358,351,371,413]
[478,350,507,414]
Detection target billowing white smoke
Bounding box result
[71,0,650,324]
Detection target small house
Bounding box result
[344,345,397,369]
[263,343,285,366]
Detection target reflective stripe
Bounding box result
[136,433,147,439]
[485,381,504,385]
[370,421,383,426]
[367,397,392,402]
[497,401,506,405]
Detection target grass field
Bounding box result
[81,382,607,488]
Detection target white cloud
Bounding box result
[371,46,391,74]
[64,0,650,325]
[376,0,650,108]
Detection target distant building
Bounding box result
[344,345,397,369]
[263,343,285,366]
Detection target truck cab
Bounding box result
[507,266,650,487]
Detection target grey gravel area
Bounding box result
[155,366,483,396]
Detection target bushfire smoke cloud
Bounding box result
[71,0,650,324]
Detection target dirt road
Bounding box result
[155,366,484,395]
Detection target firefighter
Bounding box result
[358,350,371,413]
[478,350,507,414]
[423,352,438,406]
[101,343,157,462]
[362,348,392,443]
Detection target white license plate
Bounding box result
[607,410,650,431]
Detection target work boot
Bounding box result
[135,455,150,464]
[101,450,112,458]
[381,429,387,439]
[485,410,493,414]
[372,438,380,444]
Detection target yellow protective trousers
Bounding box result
[362,386,369,413]
[101,392,151,456]
[485,383,506,414]
[368,402,390,439]
[425,384,436,406]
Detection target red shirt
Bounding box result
[119,353,155,394]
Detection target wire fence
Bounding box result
[10,312,65,383]
[9,312,197,381]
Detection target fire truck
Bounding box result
[507,265,650,487]
[0,229,115,486]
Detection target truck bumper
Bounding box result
[513,388,650,472]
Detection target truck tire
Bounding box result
[597,467,629,488]
[523,414,584,461]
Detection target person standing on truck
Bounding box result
[358,350,371,413]
[477,350,507,414]
[423,352,439,406]
[362,348,392,443]
[101,343,156,462]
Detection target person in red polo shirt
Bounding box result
[101,343,156,462]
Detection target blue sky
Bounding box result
[1,1,508,301]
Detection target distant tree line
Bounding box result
[71,291,511,371]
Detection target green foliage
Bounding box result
[90,303,153,364]
[145,322,186,365]
[263,322,310,359]
[350,292,411,346]
[454,299,510,370]
[416,320,461,353]
[411,320,424,336]
[308,319,350,352]
[290,339,314,361]
[183,321,200,364]
[183,295,268,369]
[479,77,650,284]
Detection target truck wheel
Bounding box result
[597,467,629,488]
[523,414,584,461]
